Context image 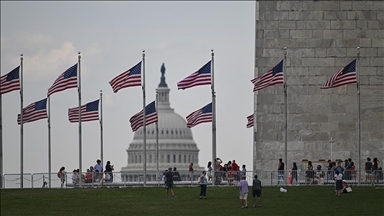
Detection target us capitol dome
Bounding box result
[121,64,203,181]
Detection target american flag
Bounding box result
[47,64,78,96]
[1,66,20,95]
[129,101,157,132]
[17,98,48,125]
[68,99,99,123]
[177,61,211,90]
[186,102,212,128]
[109,61,142,93]
[246,114,254,128]
[251,60,284,92]
[321,59,356,89]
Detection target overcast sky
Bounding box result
[1,1,255,175]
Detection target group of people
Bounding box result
[284,157,382,186]
[364,157,382,184]
[184,158,247,185]
[57,159,114,187]
[162,158,261,208]
[325,158,357,181]
[201,168,262,208]
[304,161,326,185]
[160,167,181,182]
[288,160,326,185]
[238,175,262,208]
[330,157,382,186]
[209,158,247,185]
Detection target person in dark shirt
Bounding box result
[165,167,176,197]
[365,157,372,183]
[172,167,181,181]
[327,160,334,181]
[292,162,298,184]
[105,161,114,182]
[252,175,262,207]
[372,157,380,184]
[306,161,315,185]
[278,158,285,185]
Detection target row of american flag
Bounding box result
[1,57,356,130]
[0,58,209,130]
[246,58,357,128]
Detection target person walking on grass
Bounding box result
[252,175,262,207]
[238,175,249,208]
[165,167,176,198]
[198,171,208,199]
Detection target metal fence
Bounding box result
[1,169,383,189]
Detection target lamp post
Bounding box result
[330,137,334,161]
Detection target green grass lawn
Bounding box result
[1,186,383,216]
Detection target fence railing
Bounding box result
[1,169,383,189]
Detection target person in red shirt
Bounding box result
[232,160,239,181]
[85,169,92,183]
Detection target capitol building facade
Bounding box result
[121,66,203,181]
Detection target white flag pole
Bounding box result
[252,0,258,174]
[142,50,147,187]
[78,52,82,186]
[283,47,288,183]
[156,91,159,181]
[357,47,361,185]
[0,75,2,189]
[20,54,24,188]
[211,49,217,186]
[100,90,104,171]
[48,96,52,188]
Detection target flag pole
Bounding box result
[78,52,82,186]
[100,90,104,170]
[357,47,361,185]
[48,96,52,188]
[142,50,147,187]
[0,73,3,189]
[283,47,288,183]
[252,0,258,174]
[211,49,217,186]
[155,91,159,181]
[20,54,24,188]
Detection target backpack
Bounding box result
[57,171,62,178]
[336,166,344,173]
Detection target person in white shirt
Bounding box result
[240,164,247,178]
[334,170,343,197]
[94,159,103,181]
[72,169,80,186]
[198,171,208,199]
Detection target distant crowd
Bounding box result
[57,159,114,188]
[159,158,248,185]
[274,157,383,186]
[56,156,382,191]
